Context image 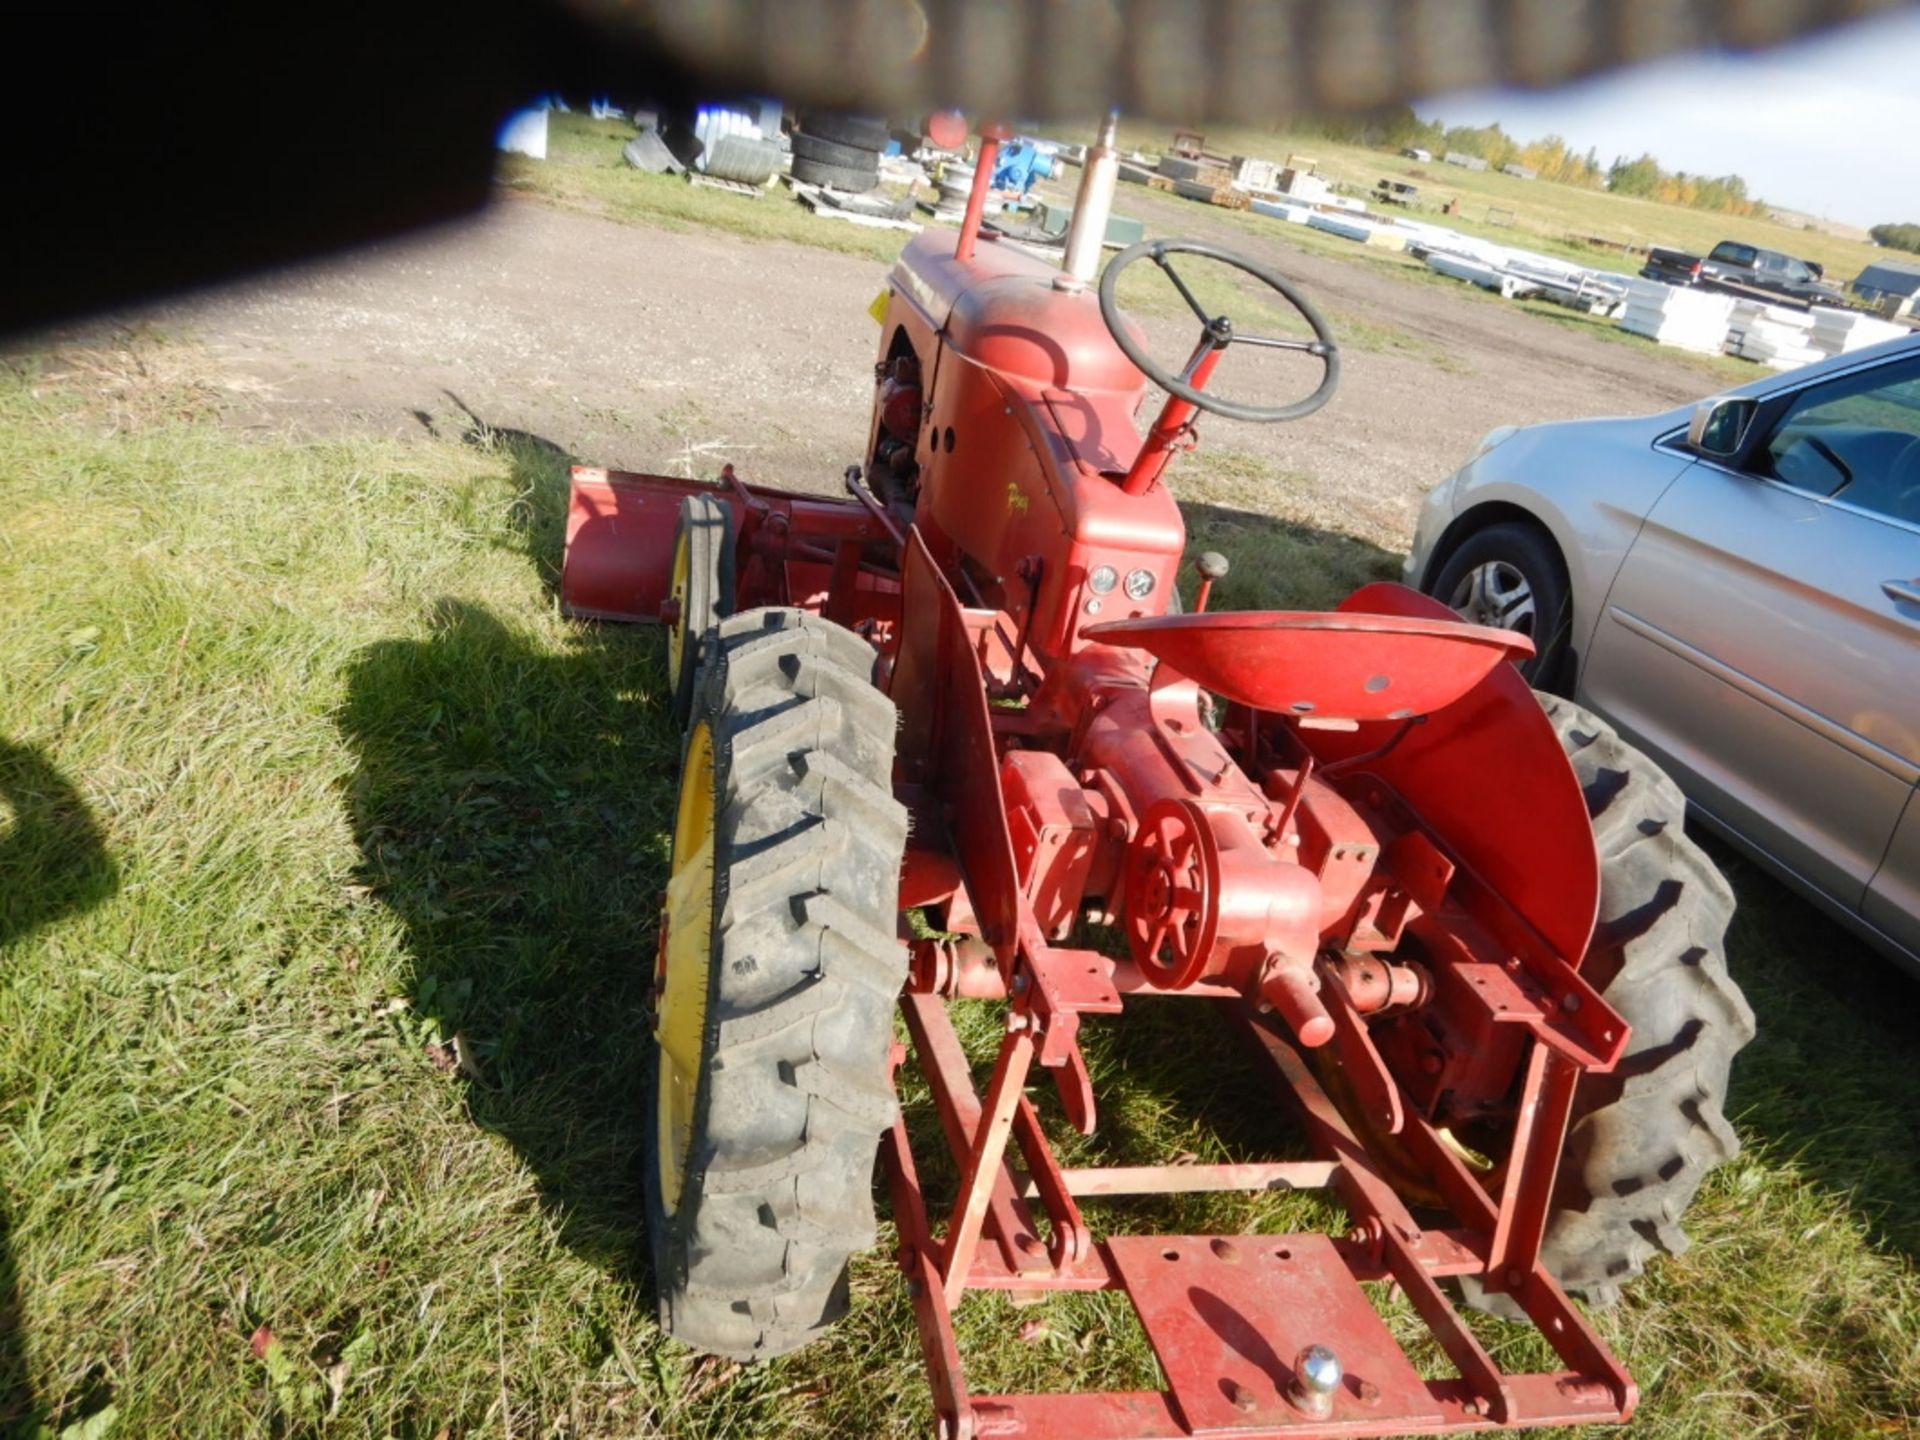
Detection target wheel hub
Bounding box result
[665,532,692,679]
[1448,559,1536,635]
[657,719,717,1214]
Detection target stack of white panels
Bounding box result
[1425,252,1541,299]
[1618,278,1734,354]
[1395,222,1508,268]
[1808,306,1911,356]
[1250,198,1312,223]
[1306,212,1375,242]
[1504,254,1593,287]
[1726,301,1823,369]
[1393,221,1628,306]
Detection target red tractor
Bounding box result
[562,117,1752,1438]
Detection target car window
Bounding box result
[1710,241,1758,266]
[1761,356,1920,524]
[1784,259,1810,282]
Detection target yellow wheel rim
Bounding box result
[657,720,717,1214]
[666,529,691,685]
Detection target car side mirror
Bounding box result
[1686,397,1757,458]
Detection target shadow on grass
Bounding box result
[1704,833,1920,1265]
[338,408,682,1302]
[338,603,680,1287]
[415,389,578,598]
[1,739,120,1435]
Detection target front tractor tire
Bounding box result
[647,608,910,1360]
[1504,695,1756,1310]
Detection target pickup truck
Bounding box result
[1639,239,1843,304]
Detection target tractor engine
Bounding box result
[870,351,922,511]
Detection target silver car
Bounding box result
[1406,334,1920,975]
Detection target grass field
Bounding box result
[1112,124,1890,285]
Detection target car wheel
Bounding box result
[1430,522,1571,690]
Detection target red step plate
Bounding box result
[1106,1234,1443,1432]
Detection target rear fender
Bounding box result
[1307,582,1599,968]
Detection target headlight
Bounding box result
[1124,568,1155,601]
[1472,424,1518,461]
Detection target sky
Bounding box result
[1418,7,1920,229]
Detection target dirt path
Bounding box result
[25,189,1722,549]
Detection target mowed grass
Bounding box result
[1112,123,1889,284]
[3,332,1919,1440]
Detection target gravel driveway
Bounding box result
[25,189,1720,550]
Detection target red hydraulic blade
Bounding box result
[560,466,730,622]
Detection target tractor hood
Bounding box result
[891,230,1149,398]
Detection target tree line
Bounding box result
[1288,106,1766,218]
[1870,223,1920,255]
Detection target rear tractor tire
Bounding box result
[646,608,910,1360]
[1469,695,1755,1313]
[667,494,735,730]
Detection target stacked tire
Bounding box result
[698,132,782,187]
[790,112,888,193]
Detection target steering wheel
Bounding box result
[1097,239,1340,423]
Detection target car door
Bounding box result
[1867,788,1920,968]
[1580,352,1920,914]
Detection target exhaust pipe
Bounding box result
[1058,111,1120,291]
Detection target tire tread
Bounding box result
[647,608,908,1360]
[1533,694,1754,1301]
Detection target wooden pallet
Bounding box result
[1169,177,1251,211]
[689,172,765,199]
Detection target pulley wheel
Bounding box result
[1122,798,1221,990]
